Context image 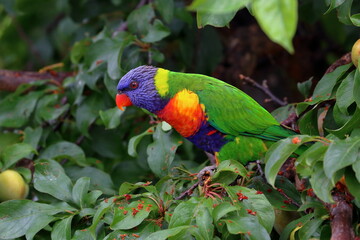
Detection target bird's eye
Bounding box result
[130,81,139,89]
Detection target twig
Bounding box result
[281,112,298,130]
[239,74,287,106]
[175,181,199,200]
[325,53,352,74]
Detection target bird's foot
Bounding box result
[176,165,219,200]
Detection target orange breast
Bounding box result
[157,89,205,138]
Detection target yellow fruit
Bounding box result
[0,170,29,201]
[351,39,360,67]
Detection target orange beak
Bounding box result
[116,94,133,111]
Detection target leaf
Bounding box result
[76,93,107,137]
[323,137,360,180]
[142,19,170,43]
[51,216,73,240]
[252,0,297,53]
[40,141,87,166]
[188,0,250,14]
[265,135,314,187]
[154,0,174,23]
[326,107,360,138]
[72,177,91,208]
[279,214,314,240]
[196,11,237,28]
[66,166,116,195]
[1,143,36,170]
[354,68,360,106]
[297,78,313,98]
[271,104,296,123]
[212,159,247,184]
[298,108,319,135]
[127,5,155,35]
[147,125,182,177]
[191,203,214,240]
[296,142,328,177]
[99,107,124,129]
[35,94,70,122]
[23,127,43,150]
[34,159,73,202]
[88,198,114,235]
[212,202,238,222]
[144,226,191,240]
[0,91,44,128]
[0,132,21,155]
[298,217,324,240]
[169,200,197,228]
[309,162,334,203]
[128,127,154,157]
[335,71,355,114]
[324,0,346,14]
[312,63,352,102]
[110,199,154,230]
[118,182,157,196]
[345,168,360,201]
[0,200,64,239]
[223,215,270,240]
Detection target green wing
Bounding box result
[169,72,295,141]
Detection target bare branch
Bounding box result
[239,74,287,106]
[325,52,352,74]
[0,69,74,91]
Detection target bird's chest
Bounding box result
[156,89,206,138]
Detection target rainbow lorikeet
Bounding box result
[116,66,297,165]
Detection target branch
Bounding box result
[325,52,352,74]
[330,194,355,240]
[0,69,74,91]
[239,74,287,106]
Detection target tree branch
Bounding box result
[239,74,287,106]
[325,52,352,74]
[330,194,355,240]
[0,69,74,91]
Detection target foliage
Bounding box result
[0,0,359,239]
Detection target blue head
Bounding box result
[116,65,169,113]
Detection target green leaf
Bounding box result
[40,141,87,166]
[34,159,73,202]
[296,142,328,177]
[35,94,69,122]
[127,5,155,35]
[72,177,91,208]
[192,203,214,240]
[76,93,107,137]
[51,216,74,240]
[196,11,236,28]
[223,215,270,240]
[71,38,91,64]
[88,198,114,235]
[354,68,360,106]
[99,107,124,129]
[110,199,154,230]
[323,137,360,180]
[271,104,296,123]
[212,202,238,222]
[23,127,43,150]
[128,127,154,157]
[188,0,250,14]
[297,78,313,98]
[1,143,36,170]
[169,200,197,228]
[142,19,170,43]
[309,163,334,203]
[66,166,116,195]
[0,200,64,239]
[344,168,360,203]
[265,135,314,187]
[154,0,174,23]
[298,217,324,240]
[144,226,191,240]
[279,213,314,240]
[225,186,275,233]
[0,132,21,155]
[327,107,360,138]
[335,71,355,114]
[147,125,182,177]
[324,0,346,14]
[252,0,297,53]
[212,159,247,184]
[298,108,319,135]
[312,63,352,102]
[0,91,44,128]
[118,181,157,196]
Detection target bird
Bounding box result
[115,65,297,165]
